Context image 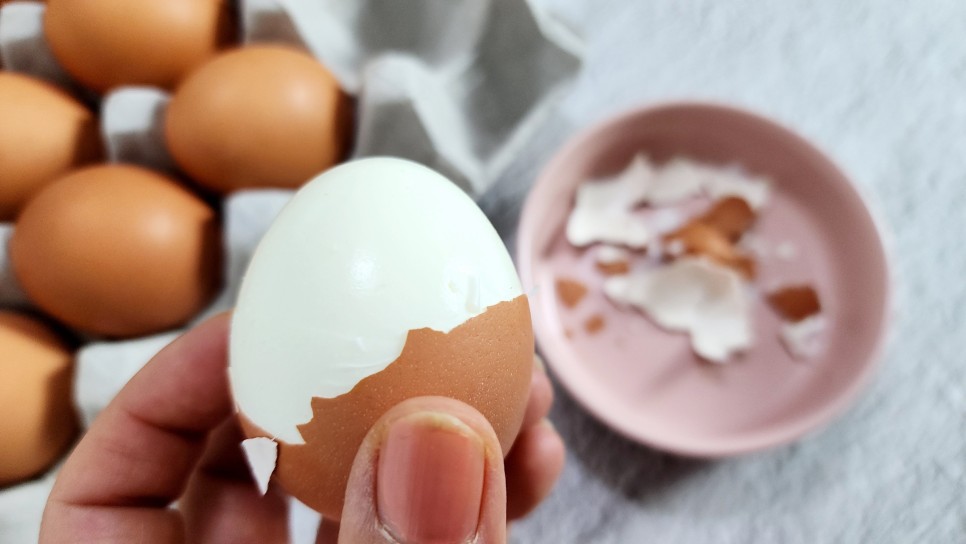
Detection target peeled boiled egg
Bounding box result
[230,158,533,519]
[0,72,102,221]
[10,164,221,338]
[44,0,235,92]
[165,45,350,193]
[0,311,77,486]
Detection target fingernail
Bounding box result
[378,412,485,544]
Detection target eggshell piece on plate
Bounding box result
[596,260,631,276]
[767,285,822,322]
[165,45,351,193]
[0,311,77,487]
[44,0,236,92]
[10,165,222,338]
[584,314,606,334]
[555,278,588,308]
[565,154,653,248]
[699,196,756,242]
[0,73,102,221]
[595,245,632,275]
[663,222,756,279]
[230,158,533,519]
[604,257,752,363]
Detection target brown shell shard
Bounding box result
[584,314,606,334]
[556,278,588,308]
[662,222,757,280]
[768,285,821,322]
[595,260,631,276]
[241,295,534,520]
[700,196,756,242]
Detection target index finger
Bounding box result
[41,314,233,542]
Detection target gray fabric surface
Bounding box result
[487,1,965,542]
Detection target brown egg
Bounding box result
[10,165,221,338]
[240,296,533,519]
[44,0,235,92]
[165,45,351,193]
[0,73,102,221]
[0,312,77,487]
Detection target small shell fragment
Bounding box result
[595,245,632,276]
[603,258,752,363]
[584,314,606,334]
[241,437,278,496]
[565,155,653,248]
[780,314,827,359]
[662,223,756,279]
[556,278,588,308]
[700,196,756,242]
[767,285,821,322]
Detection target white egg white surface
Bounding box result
[230,158,522,444]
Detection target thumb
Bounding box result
[337,396,508,544]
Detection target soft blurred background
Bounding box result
[1,0,964,542]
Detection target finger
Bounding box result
[315,519,340,544]
[337,396,507,544]
[521,355,554,430]
[505,420,566,519]
[41,315,232,543]
[181,416,289,544]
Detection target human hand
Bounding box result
[40,314,565,543]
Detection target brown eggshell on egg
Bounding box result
[44,0,236,92]
[0,311,77,487]
[0,73,102,221]
[240,295,534,520]
[165,45,352,193]
[10,164,222,338]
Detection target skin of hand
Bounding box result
[39,314,565,544]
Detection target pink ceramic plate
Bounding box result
[517,103,891,457]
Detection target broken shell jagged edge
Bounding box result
[241,437,279,496]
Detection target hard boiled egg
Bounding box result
[230,158,533,519]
